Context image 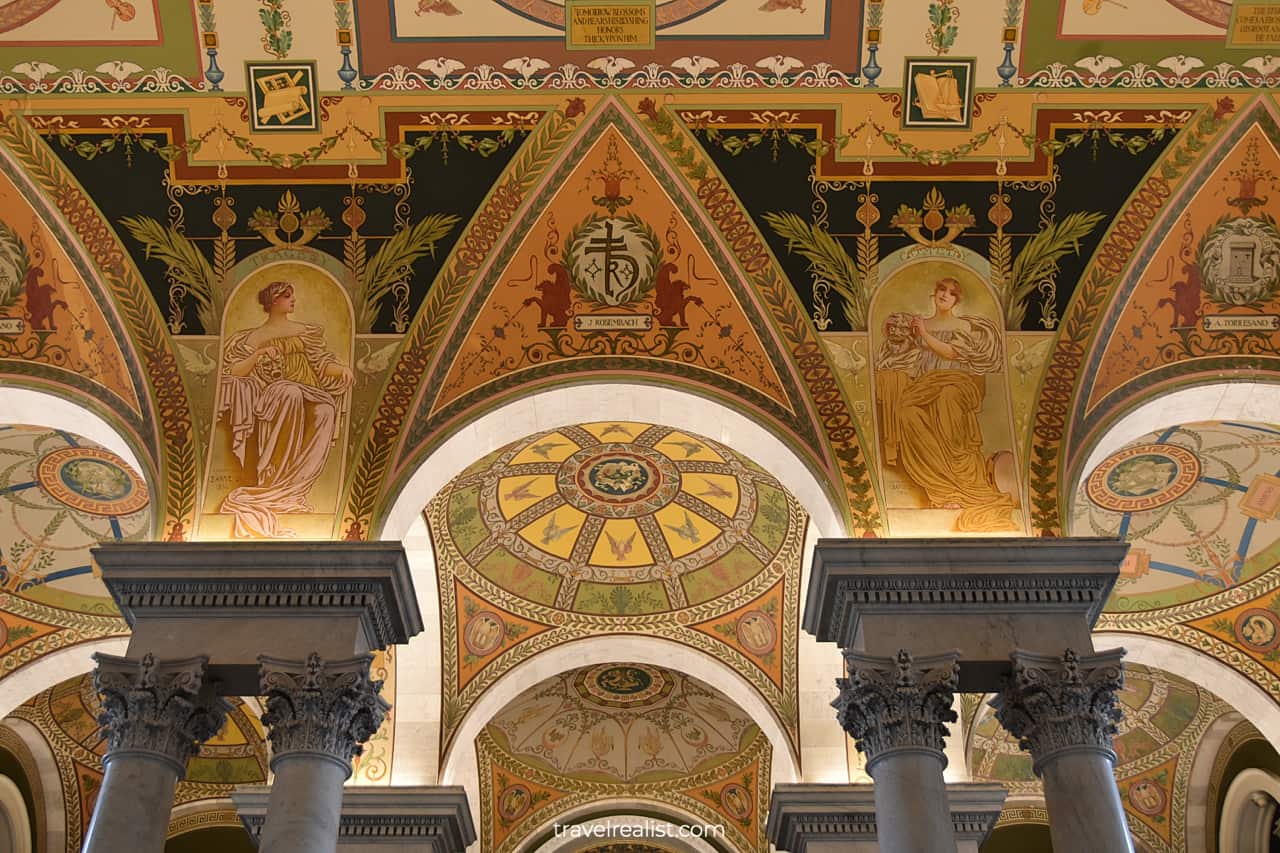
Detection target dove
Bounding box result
[604,529,637,561]
[503,479,540,503]
[664,512,701,544]
[540,513,578,546]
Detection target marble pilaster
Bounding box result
[83,653,231,853]
[255,653,390,853]
[833,649,961,853]
[991,648,1133,853]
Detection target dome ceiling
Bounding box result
[486,662,759,784]
[429,422,806,760]
[436,421,794,615]
[0,426,145,677]
[967,663,1233,852]
[1073,421,1280,613]
[477,662,769,852]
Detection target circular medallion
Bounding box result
[559,444,680,518]
[463,611,506,657]
[736,611,777,655]
[1235,608,1280,652]
[1085,444,1201,513]
[574,663,673,708]
[1127,778,1167,816]
[720,783,753,820]
[498,784,533,822]
[36,448,148,516]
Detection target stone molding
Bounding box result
[767,783,1006,851]
[233,785,477,851]
[804,537,1125,645]
[833,649,959,769]
[990,647,1126,774]
[258,653,390,775]
[93,541,423,649]
[93,652,231,777]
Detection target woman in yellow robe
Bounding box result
[875,277,1017,532]
[216,281,353,538]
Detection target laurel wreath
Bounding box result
[564,212,662,308]
[0,219,30,309]
[1196,211,1280,309]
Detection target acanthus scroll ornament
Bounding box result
[258,652,390,774]
[832,648,960,768]
[989,647,1125,774]
[93,652,231,776]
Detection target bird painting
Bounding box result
[697,479,733,500]
[605,529,637,561]
[665,440,704,458]
[664,512,701,544]
[600,424,633,438]
[503,479,541,503]
[530,440,567,459]
[540,513,578,546]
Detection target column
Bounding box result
[834,649,960,853]
[84,653,231,853]
[257,653,390,853]
[991,648,1132,853]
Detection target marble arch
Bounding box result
[0,386,146,485]
[437,634,802,823]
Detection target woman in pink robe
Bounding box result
[216,281,353,538]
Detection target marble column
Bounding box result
[257,653,391,853]
[991,648,1132,853]
[83,653,231,853]
[834,649,961,853]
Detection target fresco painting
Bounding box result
[199,258,354,540]
[870,258,1024,535]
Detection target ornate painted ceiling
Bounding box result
[0,1,1276,851]
[427,421,804,760]
[478,663,769,852]
[967,663,1234,853]
[0,426,139,680]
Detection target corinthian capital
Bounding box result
[259,652,389,775]
[92,652,231,776]
[990,648,1125,773]
[832,649,960,768]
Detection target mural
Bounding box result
[1074,421,1280,613]
[0,426,141,680]
[200,257,354,540]
[871,258,1023,535]
[477,663,769,852]
[967,663,1233,853]
[1087,118,1280,416]
[0,171,138,414]
[355,0,862,87]
[427,422,804,756]
[2,672,266,851]
[433,124,788,416]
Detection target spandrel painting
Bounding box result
[199,258,354,539]
[870,258,1026,535]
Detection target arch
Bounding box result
[1093,632,1280,750]
[0,637,126,719]
[0,718,63,853]
[1069,379,1280,500]
[378,381,848,543]
[527,806,724,853]
[1186,711,1247,853]
[0,773,31,853]
[0,386,146,483]
[439,635,802,823]
[1219,767,1280,853]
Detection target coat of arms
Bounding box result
[566,214,660,307]
[1197,214,1280,307]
